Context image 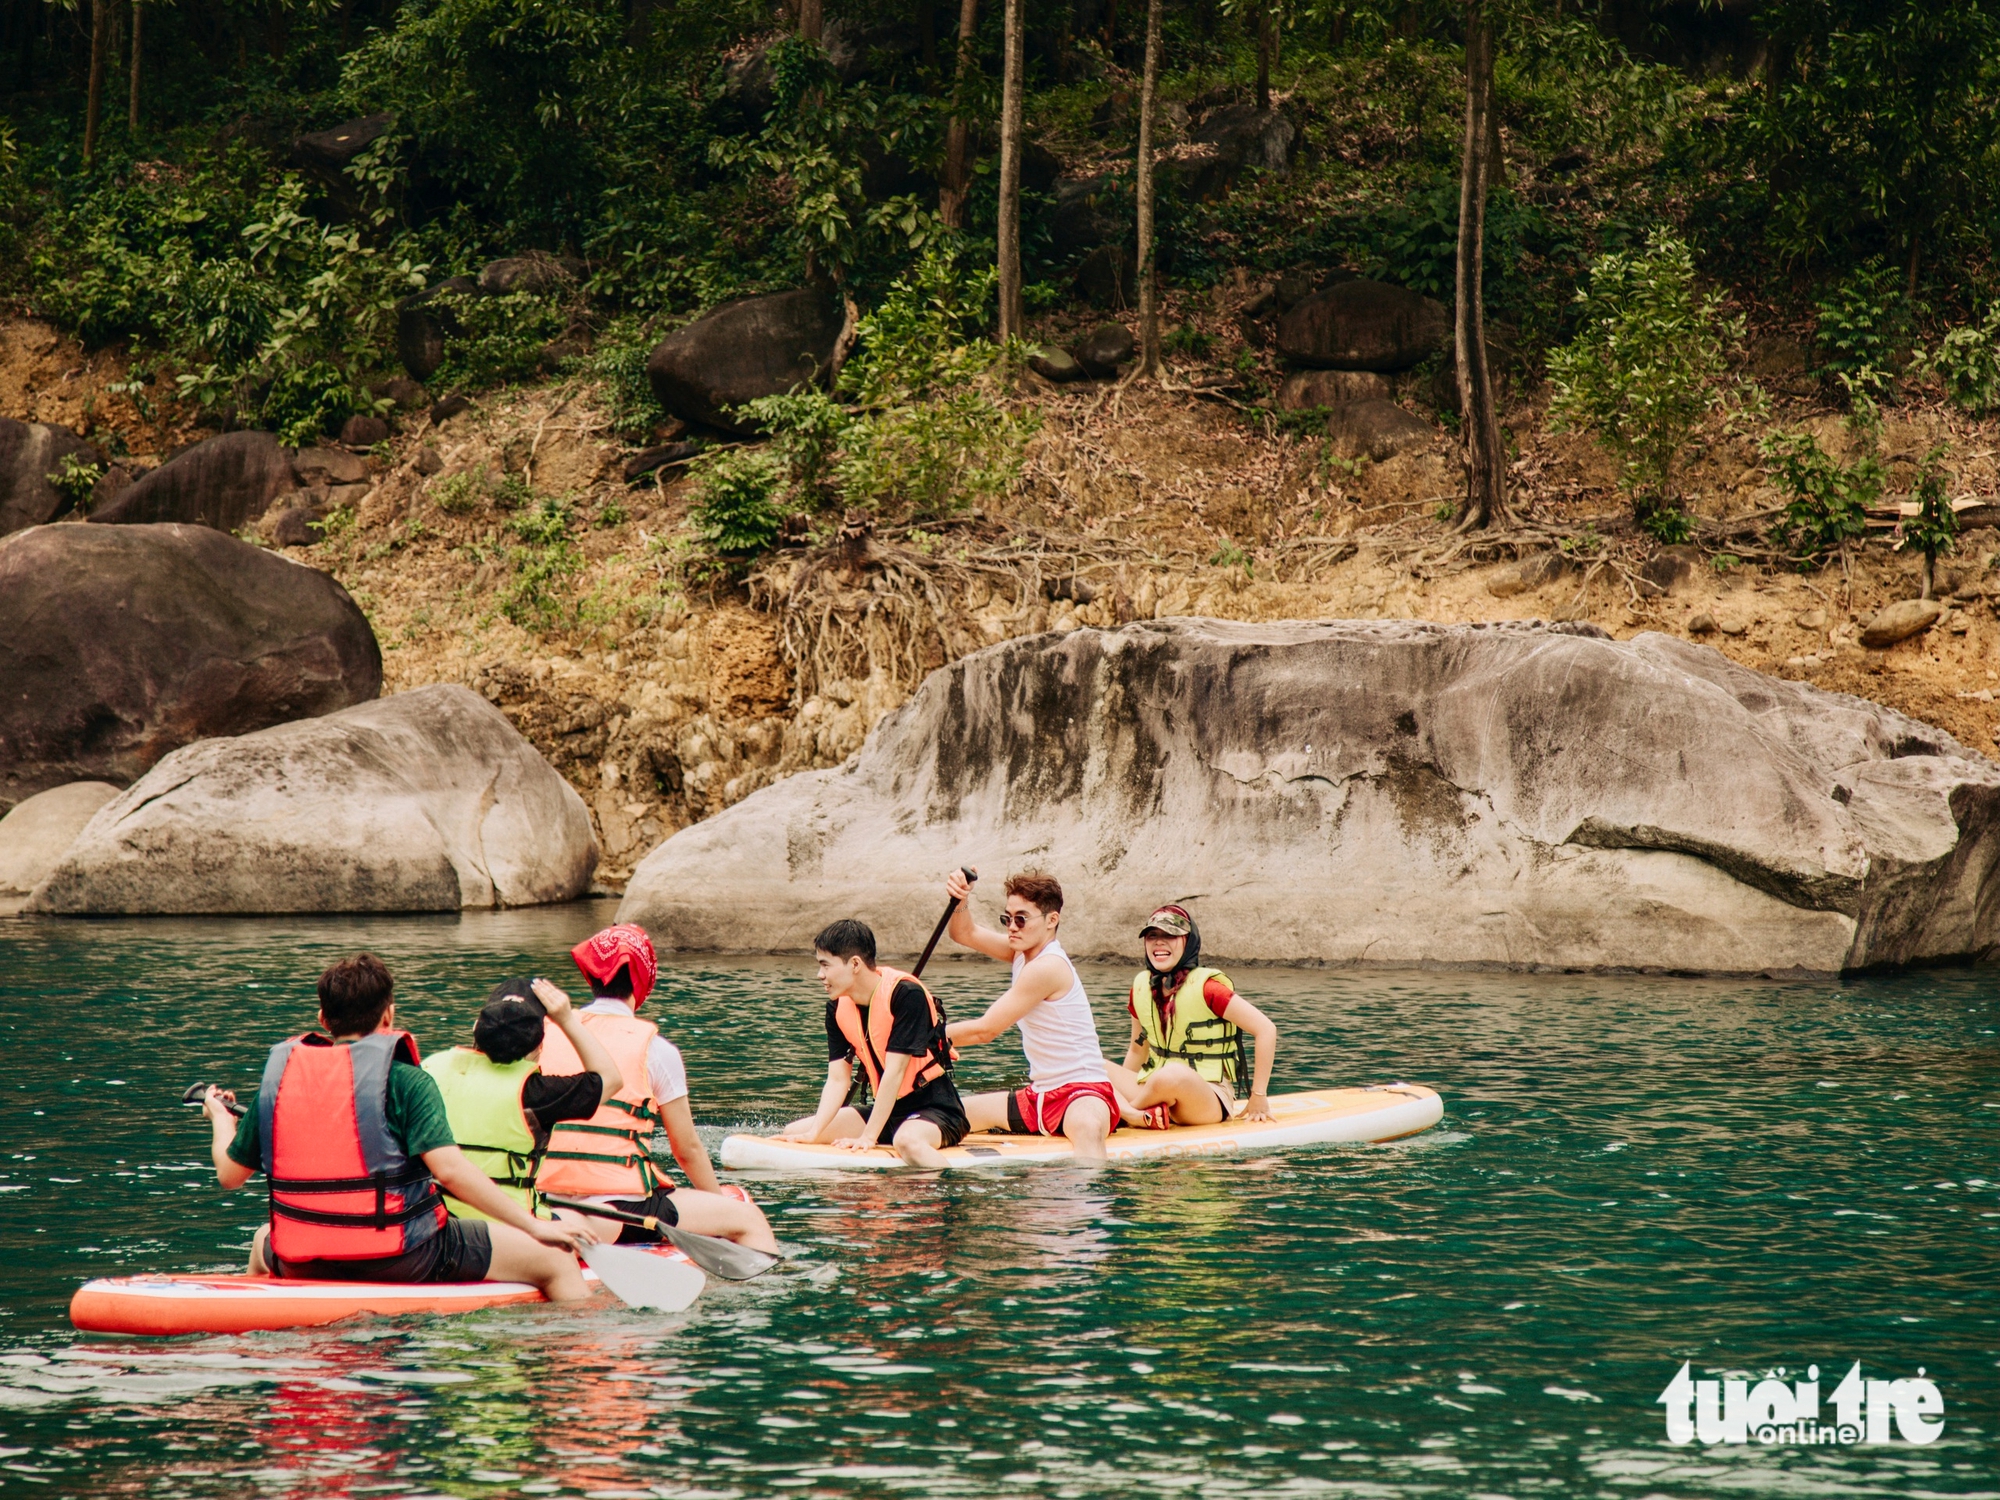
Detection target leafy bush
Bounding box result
[682,248,1032,577]
[1548,232,1745,507]
[1898,446,1958,597]
[427,287,576,392]
[47,451,104,512]
[1761,398,1885,563]
[1367,178,1543,307]
[1812,262,1920,394]
[502,495,583,629]
[1921,306,2000,413]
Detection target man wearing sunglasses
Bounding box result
[942,869,1115,1164]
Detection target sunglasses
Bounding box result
[1000,909,1041,929]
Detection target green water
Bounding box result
[0,904,1995,1499]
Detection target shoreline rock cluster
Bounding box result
[618,618,2000,976]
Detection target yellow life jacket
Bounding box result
[535,1010,663,1197]
[1130,967,1246,1087]
[421,1047,541,1222]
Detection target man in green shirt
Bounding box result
[203,952,598,1300]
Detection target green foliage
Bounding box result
[1921,306,2000,414]
[683,249,1032,577]
[1637,502,1694,545]
[1812,262,1920,394]
[502,495,584,630]
[1761,403,1885,564]
[428,287,575,392]
[686,448,791,570]
[709,38,939,289]
[432,473,483,515]
[1367,179,1543,306]
[1898,446,1959,584]
[1750,0,2000,276]
[573,317,673,439]
[1547,233,1746,505]
[47,451,104,512]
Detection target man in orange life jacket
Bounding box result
[538,924,777,1253]
[777,918,968,1168]
[201,952,598,1300]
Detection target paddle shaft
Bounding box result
[912,867,977,979]
[541,1194,778,1281]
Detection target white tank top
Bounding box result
[1011,939,1108,1089]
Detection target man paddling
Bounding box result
[535,924,777,1254]
[421,976,626,1221]
[1104,904,1279,1128]
[202,953,598,1301]
[942,870,1117,1164]
[777,919,968,1168]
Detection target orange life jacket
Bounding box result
[256,1030,444,1264]
[834,965,951,1103]
[535,1010,663,1197]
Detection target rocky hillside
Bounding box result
[6,304,1998,889]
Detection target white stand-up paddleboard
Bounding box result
[721,1084,1442,1171]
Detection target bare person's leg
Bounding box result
[1061,1096,1112,1164]
[785,1106,867,1142]
[667,1189,779,1253]
[890,1116,947,1169]
[248,1225,273,1276]
[1102,1060,1226,1125]
[961,1090,1010,1133]
[485,1222,591,1301]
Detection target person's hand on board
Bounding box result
[834,1136,879,1152]
[1244,1092,1273,1122]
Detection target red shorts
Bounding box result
[1005,1080,1118,1136]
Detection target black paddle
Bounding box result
[540,1194,779,1281]
[912,867,977,979]
[183,1082,244,1117]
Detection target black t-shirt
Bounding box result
[826,979,940,1064]
[520,1071,603,1147]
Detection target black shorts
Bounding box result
[273,1216,494,1283]
[885,1095,969,1148]
[603,1189,682,1245]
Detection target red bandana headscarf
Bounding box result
[570,924,658,1009]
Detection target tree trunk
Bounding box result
[127,0,141,132]
[1255,5,1271,113]
[939,0,981,229]
[1906,230,1921,299]
[799,0,822,44]
[1135,0,1164,378]
[1454,0,1508,531]
[83,0,109,166]
[996,0,1025,341]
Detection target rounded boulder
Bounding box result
[645,290,844,434]
[1277,279,1449,371]
[0,523,381,806]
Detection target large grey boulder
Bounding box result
[29,685,596,914]
[618,618,2000,975]
[88,431,298,532]
[0,523,380,808]
[1278,279,1449,371]
[0,418,102,537]
[0,782,119,908]
[1325,400,1438,462]
[645,291,844,434]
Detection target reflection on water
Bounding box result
[0,903,1996,1497]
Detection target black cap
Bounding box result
[474,977,547,1064]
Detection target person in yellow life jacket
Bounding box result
[1102,905,1279,1128]
[421,976,625,1222]
[200,953,599,1301]
[777,918,968,1168]
[537,924,777,1254]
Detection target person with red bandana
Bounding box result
[537,924,777,1254]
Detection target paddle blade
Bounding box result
[663,1225,780,1282]
[580,1243,705,1312]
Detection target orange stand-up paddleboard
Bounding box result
[69,1245,697,1337]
